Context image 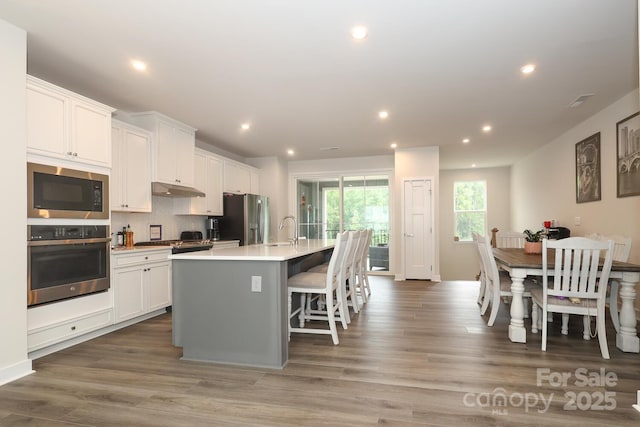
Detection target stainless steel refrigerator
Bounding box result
[218,193,270,245]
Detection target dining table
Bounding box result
[492,247,640,353]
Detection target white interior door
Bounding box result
[403,179,433,279]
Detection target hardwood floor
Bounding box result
[2,277,640,426]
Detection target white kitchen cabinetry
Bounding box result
[27,290,114,353]
[111,248,171,323]
[223,159,252,194]
[26,76,114,167]
[28,309,113,352]
[111,120,152,212]
[127,111,196,188]
[174,149,223,216]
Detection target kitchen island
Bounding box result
[169,239,334,368]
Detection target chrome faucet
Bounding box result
[278,215,298,245]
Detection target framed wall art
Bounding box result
[575,132,601,203]
[149,224,162,241]
[616,111,640,198]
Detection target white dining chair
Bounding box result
[476,233,536,326]
[287,231,349,344]
[343,230,363,318]
[472,233,487,307]
[355,228,373,304]
[530,237,614,359]
[495,231,526,249]
[584,233,632,333]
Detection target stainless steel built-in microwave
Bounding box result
[27,162,109,219]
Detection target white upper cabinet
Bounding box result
[174,149,223,216]
[127,111,196,187]
[111,120,152,212]
[26,76,114,167]
[223,159,252,194]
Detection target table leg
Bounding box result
[508,271,527,343]
[616,272,639,353]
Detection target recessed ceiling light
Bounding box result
[131,59,147,71]
[287,149,294,156]
[390,142,397,149]
[471,164,477,168]
[520,63,536,74]
[351,25,368,40]
[482,125,492,132]
[378,110,389,119]
[462,138,470,144]
[241,123,251,131]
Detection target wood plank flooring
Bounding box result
[2,277,640,426]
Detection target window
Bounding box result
[295,174,390,271]
[454,180,487,242]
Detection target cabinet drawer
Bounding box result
[112,250,170,267]
[28,309,113,351]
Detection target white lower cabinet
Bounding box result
[28,309,113,352]
[112,249,172,323]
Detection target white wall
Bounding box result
[512,90,640,264]
[394,147,440,280]
[288,155,394,175]
[246,156,289,241]
[0,19,32,385]
[439,167,511,280]
[112,197,209,242]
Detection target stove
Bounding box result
[134,231,213,254]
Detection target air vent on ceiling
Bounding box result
[569,93,594,108]
[319,146,340,151]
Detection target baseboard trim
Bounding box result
[0,359,34,386]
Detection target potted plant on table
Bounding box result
[523,229,544,254]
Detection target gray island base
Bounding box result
[170,240,334,368]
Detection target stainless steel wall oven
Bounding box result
[28,225,110,307]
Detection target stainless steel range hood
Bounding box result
[152,182,205,198]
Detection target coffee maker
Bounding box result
[206,217,220,241]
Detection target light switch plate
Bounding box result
[251,276,262,292]
[574,216,581,226]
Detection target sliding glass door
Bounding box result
[295,174,390,271]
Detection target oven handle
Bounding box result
[28,237,111,246]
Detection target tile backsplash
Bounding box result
[112,196,208,242]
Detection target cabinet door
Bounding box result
[155,120,177,184]
[26,84,68,159]
[206,155,224,215]
[189,151,207,214]
[224,161,251,194]
[113,266,145,323]
[174,127,195,187]
[123,128,151,212]
[146,261,171,311]
[110,125,125,210]
[71,100,112,167]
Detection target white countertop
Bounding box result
[111,240,240,255]
[169,239,334,261]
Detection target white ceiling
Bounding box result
[0,0,637,169]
